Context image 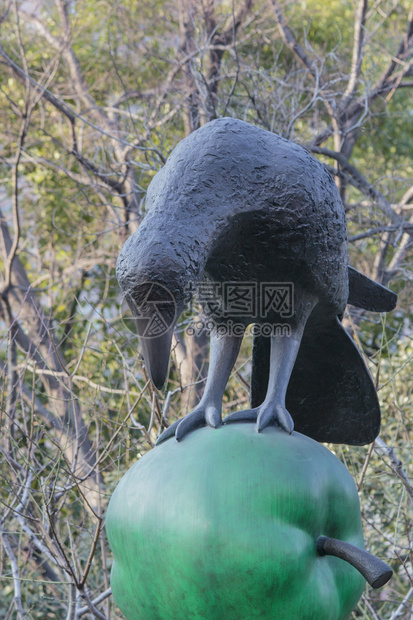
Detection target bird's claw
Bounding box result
[156,418,181,445]
[257,403,294,434]
[156,405,221,445]
[224,402,294,434]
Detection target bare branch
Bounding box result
[313,3,413,146]
[77,588,112,618]
[0,44,150,150]
[77,588,108,620]
[221,0,255,46]
[268,0,341,148]
[111,89,157,108]
[374,437,413,503]
[19,3,110,129]
[0,523,27,619]
[269,0,318,81]
[343,0,368,103]
[389,587,413,619]
[348,224,413,242]
[79,519,103,587]
[310,146,404,226]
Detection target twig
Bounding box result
[360,593,380,620]
[0,523,27,619]
[5,301,18,456]
[3,116,27,288]
[15,363,143,396]
[0,44,152,151]
[313,4,413,146]
[11,471,65,573]
[310,145,406,228]
[268,0,340,142]
[348,224,413,242]
[77,588,112,617]
[77,588,108,620]
[79,519,103,587]
[269,0,319,81]
[342,0,368,103]
[374,437,413,502]
[389,586,413,619]
[70,322,92,378]
[42,496,80,586]
[65,582,77,620]
[88,381,150,472]
[357,441,375,491]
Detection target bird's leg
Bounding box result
[254,329,303,433]
[225,302,316,434]
[156,328,245,444]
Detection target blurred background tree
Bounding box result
[0,0,412,617]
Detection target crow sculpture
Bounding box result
[116,118,396,445]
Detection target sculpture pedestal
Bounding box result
[105,423,373,619]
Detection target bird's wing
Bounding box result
[347,266,397,312]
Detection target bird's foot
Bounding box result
[156,404,222,445]
[224,402,294,434]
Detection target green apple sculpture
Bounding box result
[106,423,392,620]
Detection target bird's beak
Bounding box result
[125,281,179,390]
[138,324,174,390]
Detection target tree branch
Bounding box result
[375,437,413,503]
[77,588,112,618]
[0,523,27,620]
[221,0,255,46]
[342,0,368,104]
[268,0,341,150]
[269,0,319,81]
[310,146,404,226]
[19,2,110,129]
[0,44,150,150]
[389,587,413,619]
[313,3,413,146]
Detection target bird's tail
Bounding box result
[250,315,381,445]
[347,266,397,311]
[250,333,270,410]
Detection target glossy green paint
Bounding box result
[106,423,366,619]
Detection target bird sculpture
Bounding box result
[116,117,396,445]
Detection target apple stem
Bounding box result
[316,536,392,589]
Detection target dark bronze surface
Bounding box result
[116,117,397,445]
